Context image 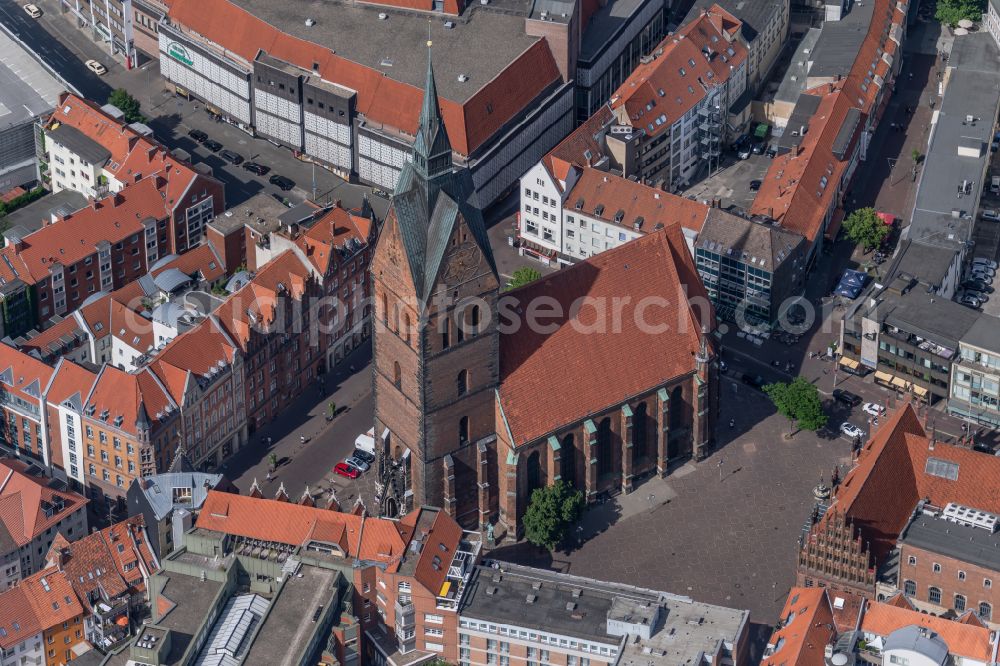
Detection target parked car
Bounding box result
[731,134,750,151]
[749,179,762,192]
[352,449,376,465]
[187,129,208,143]
[992,175,1000,194]
[345,456,370,472]
[269,174,295,191]
[737,144,752,160]
[243,161,270,175]
[23,3,42,17]
[973,258,999,270]
[85,60,107,76]
[962,280,993,293]
[840,422,864,439]
[220,149,244,165]
[960,294,982,308]
[333,462,361,479]
[983,209,1000,221]
[740,373,765,389]
[751,139,766,155]
[203,139,223,152]
[971,269,995,283]
[833,388,863,407]
[966,290,990,303]
[863,402,885,418]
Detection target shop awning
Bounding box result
[891,376,908,389]
[875,370,894,383]
[840,357,860,369]
[912,384,929,397]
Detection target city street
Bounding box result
[0,0,388,217]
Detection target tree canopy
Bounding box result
[843,207,889,251]
[935,0,985,25]
[763,377,827,436]
[108,88,144,124]
[505,266,543,291]
[522,480,585,550]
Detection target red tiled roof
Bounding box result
[0,342,55,407]
[565,168,710,234]
[85,365,176,435]
[163,0,560,156]
[861,601,994,661]
[409,508,462,596]
[214,251,313,348]
[749,84,862,241]
[0,568,83,642]
[149,317,238,403]
[50,94,201,203]
[0,459,86,549]
[498,224,713,446]
[196,491,407,569]
[542,106,614,186]
[0,178,164,285]
[822,403,1000,563]
[46,516,158,611]
[610,6,747,137]
[294,207,371,276]
[46,360,97,408]
[762,588,835,666]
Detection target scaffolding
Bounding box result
[697,86,724,178]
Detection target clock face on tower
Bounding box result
[442,242,481,283]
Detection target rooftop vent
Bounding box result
[304,17,315,26]
[458,74,469,82]
[444,20,455,28]
[526,594,537,604]
[378,12,388,19]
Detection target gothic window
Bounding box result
[633,402,648,459]
[669,386,684,426]
[980,602,992,621]
[955,595,967,612]
[393,362,401,390]
[597,418,613,475]
[471,305,480,332]
[404,312,412,344]
[903,580,916,596]
[382,293,388,325]
[457,370,469,397]
[928,587,942,604]
[459,416,469,444]
[526,451,541,495]
[561,433,576,487]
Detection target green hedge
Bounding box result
[0,187,48,218]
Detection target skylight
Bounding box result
[925,457,959,481]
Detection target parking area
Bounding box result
[680,152,772,213]
[960,157,1000,315]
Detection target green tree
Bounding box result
[935,0,985,25]
[522,480,585,550]
[107,88,144,124]
[763,377,827,437]
[911,148,923,164]
[843,207,889,251]
[267,452,278,471]
[505,266,543,291]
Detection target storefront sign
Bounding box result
[167,41,194,67]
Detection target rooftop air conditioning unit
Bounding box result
[305,17,315,26]
[444,20,455,28]
[378,12,388,19]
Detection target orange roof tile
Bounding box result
[610,6,748,137]
[565,168,710,234]
[50,94,201,203]
[0,459,86,549]
[45,359,97,409]
[195,491,407,569]
[0,178,164,285]
[0,342,55,407]
[542,106,614,185]
[498,225,713,446]
[821,402,1000,563]
[85,365,176,435]
[762,588,835,666]
[163,0,559,156]
[861,601,994,661]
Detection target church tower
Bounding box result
[370,49,500,526]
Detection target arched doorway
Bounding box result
[526,451,542,495]
[561,433,576,487]
[597,418,613,475]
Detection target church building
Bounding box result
[371,52,719,539]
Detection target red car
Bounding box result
[333,462,360,479]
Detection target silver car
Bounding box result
[345,456,370,472]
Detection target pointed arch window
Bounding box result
[393,362,401,390]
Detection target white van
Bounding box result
[354,428,376,456]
